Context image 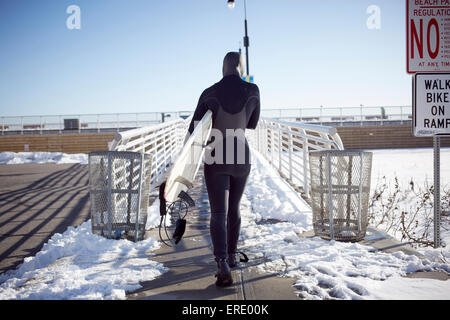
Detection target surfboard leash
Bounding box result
[158,182,195,247]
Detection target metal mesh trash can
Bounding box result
[88,151,152,242]
[309,150,372,242]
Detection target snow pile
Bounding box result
[146,198,163,229]
[245,152,311,227]
[0,152,88,165]
[238,149,450,300]
[0,200,166,300]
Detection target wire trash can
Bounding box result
[309,150,372,242]
[88,151,152,242]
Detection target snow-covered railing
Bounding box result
[247,118,344,198]
[109,117,191,188]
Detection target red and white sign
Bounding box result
[406,0,450,74]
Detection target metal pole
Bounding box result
[270,127,274,165]
[320,106,323,125]
[347,155,352,226]
[433,136,441,248]
[135,153,144,242]
[327,153,334,240]
[278,125,281,171]
[302,132,309,196]
[256,122,260,152]
[360,105,363,127]
[127,158,134,225]
[288,132,293,181]
[107,153,113,238]
[357,152,363,233]
[243,0,250,76]
[400,106,403,125]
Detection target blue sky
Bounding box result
[0,0,410,116]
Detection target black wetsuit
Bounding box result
[188,74,260,259]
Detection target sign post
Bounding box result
[407,0,450,248]
[434,136,440,248]
[413,73,450,248]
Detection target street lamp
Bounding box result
[227,0,250,77]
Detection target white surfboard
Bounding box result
[164,110,213,203]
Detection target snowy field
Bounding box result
[370,148,450,190]
[0,152,88,165]
[0,149,449,299]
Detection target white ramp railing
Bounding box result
[107,115,342,197]
[109,117,191,188]
[247,118,344,197]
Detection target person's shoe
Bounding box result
[227,253,237,268]
[215,258,233,287]
[227,251,249,268]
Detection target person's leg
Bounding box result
[204,166,233,286]
[227,172,249,259]
[204,166,230,259]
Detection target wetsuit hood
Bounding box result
[222,52,245,78]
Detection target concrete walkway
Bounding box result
[0,164,90,274]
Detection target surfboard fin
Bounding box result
[178,190,195,207]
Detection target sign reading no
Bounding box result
[406,0,450,73]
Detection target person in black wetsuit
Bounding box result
[187,52,260,287]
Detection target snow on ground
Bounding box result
[370,147,450,190]
[0,203,166,300]
[0,152,88,165]
[0,224,165,300]
[239,148,450,300]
